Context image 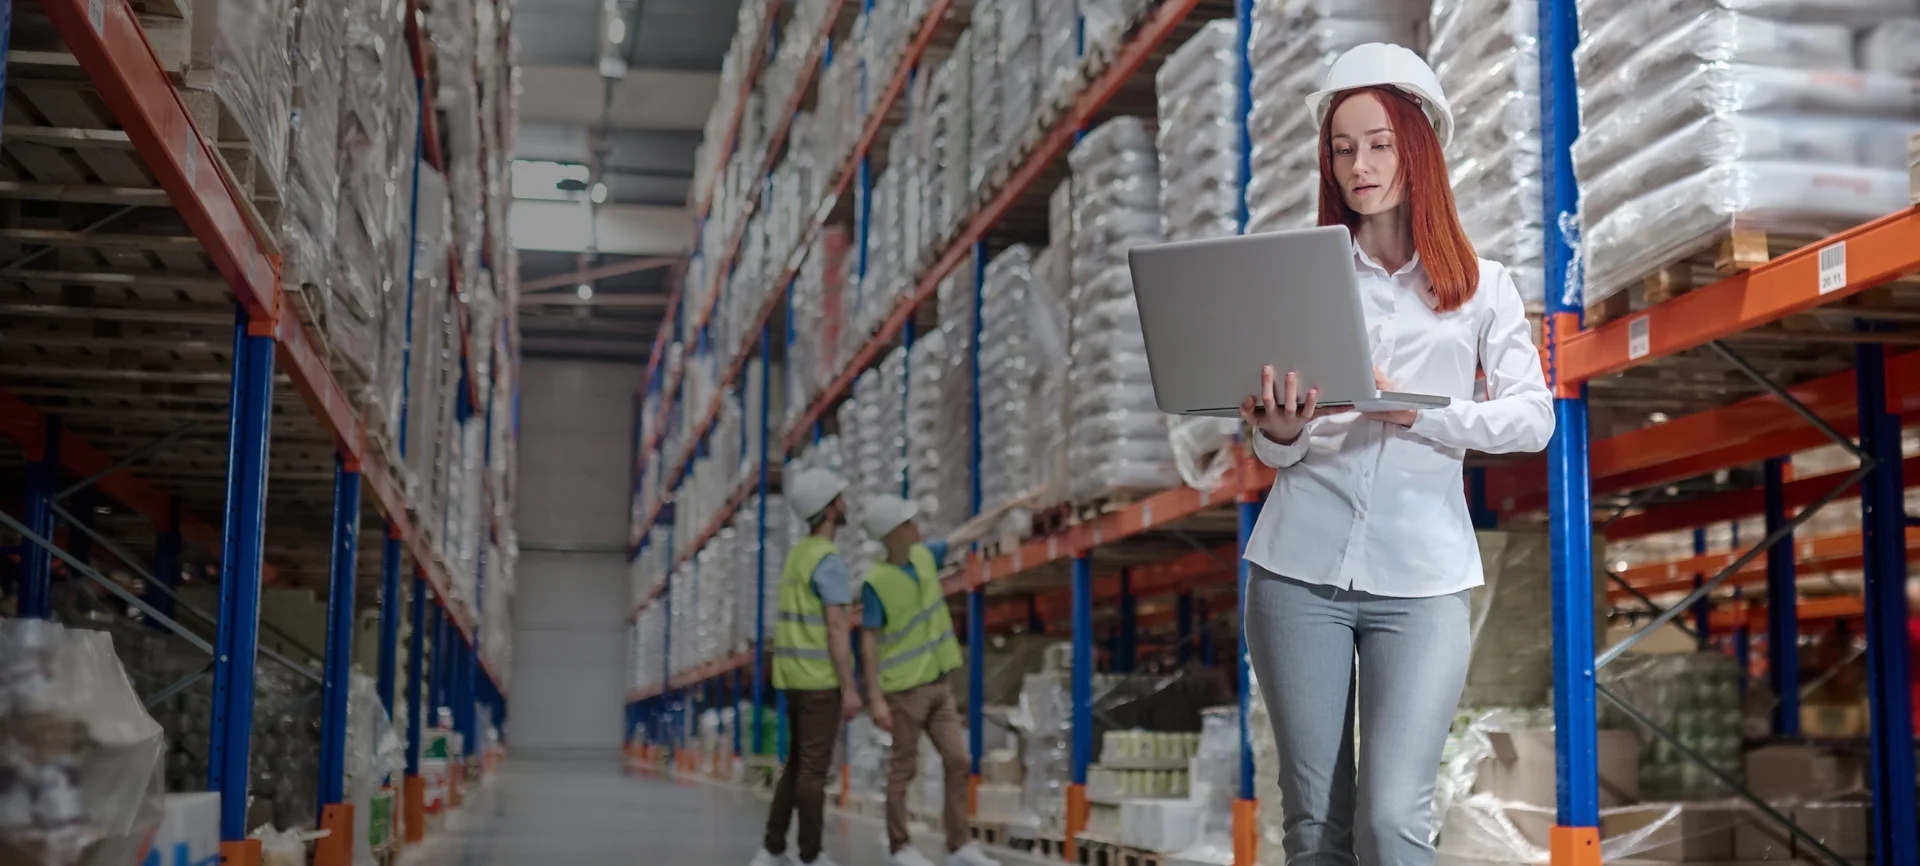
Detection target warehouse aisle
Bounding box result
[403,758,1011,866]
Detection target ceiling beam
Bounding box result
[521,256,680,292]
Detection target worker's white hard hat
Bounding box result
[787,468,848,521]
[859,495,920,541]
[1305,43,1454,150]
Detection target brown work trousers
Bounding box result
[885,681,971,854]
[765,688,844,863]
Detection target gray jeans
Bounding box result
[1243,566,1471,866]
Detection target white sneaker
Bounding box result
[946,843,1000,866]
[797,856,840,866]
[748,850,790,866]
[889,848,938,866]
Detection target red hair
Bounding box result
[1316,86,1478,312]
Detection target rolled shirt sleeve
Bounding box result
[1251,426,1312,469]
[860,583,887,630]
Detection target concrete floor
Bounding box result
[400,757,1042,866]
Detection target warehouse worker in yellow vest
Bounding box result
[856,495,1001,866]
[753,469,864,866]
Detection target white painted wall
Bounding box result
[508,360,642,758]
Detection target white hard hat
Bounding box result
[859,495,920,541]
[1305,43,1454,150]
[787,469,848,522]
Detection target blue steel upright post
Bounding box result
[209,310,275,847]
[1541,0,1602,857]
[1232,2,1258,862]
[317,456,362,822]
[405,574,428,841]
[1852,341,1917,866]
[1762,458,1799,736]
[1067,553,1093,859]
[19,413,60,618]
[967,239,988,804]
[378,528,403,713]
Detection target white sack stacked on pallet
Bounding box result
[932,270,977,536]
[1156,21,1244,491]
[1429,0,1545,311]
[815,47,862,183]
[404,166,455,512]
[979,245,1070,540]
[1066,117,1179,501]
[1031,240,1074,511]
[329,0,411,391]
[927,47,974,248]
[1245,0,1423,234]
[1082,0,1155,59]
[1000,0,1045,156]
[851,167,903,353]
[907,329,953,533]
[968,17,1003,192]
[1573,0,1920,306]
[1038,0,1081,107]
[691,0,777,203]
[718,211,770,363]
[632,605,664,695]
[765,0,834,164]
[631,526,669,609]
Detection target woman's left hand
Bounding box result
[1366,368,1418,428]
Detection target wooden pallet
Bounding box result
[1116,847,1169,866]
[1584,229,1810,327]
[1035,834,1067,861]
[174,83,284,250]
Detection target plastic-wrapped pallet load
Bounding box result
[1572,0,1920,309]
[1000,0,1045,158]
[907,329,953,532]
[186,0,295,207]
[1427,0,1546,311]
[788,227,852,422]
[815,47,861,183]
[1067,117,1179,500]
[1245,0,1423,234]
[979,245,1071,540]
[1156,21,1246,491]
[0,619,166,866]
[931,271,976,535]
[927,49,973,248]
[1038,0,1081,108]
[967,18,1002,193]
[280,0,348,312]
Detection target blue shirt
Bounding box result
[811,553,852,606]
[860,539,949,630]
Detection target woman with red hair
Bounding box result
[1234,44,1554,865]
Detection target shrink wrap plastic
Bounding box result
[1571,0,1920,305]
[1067,118,1179,499]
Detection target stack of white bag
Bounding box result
[1572,0,1920,306]
[1245,0,1423,234]
[907,329,953,533]
[968,18,1002,192]
[1000,0,1045,155]
[730,491,793,643]
[1038,0,1081,106]
[1156,21,1245,491]
[925,45,973,253]
[787,229,852,423]
[979,245,1071,539]
[931,271,977,536]
[1083,0,1156,59]
[1429,0,1546,311]
[1067,118,1180,500]
[632,604,665,695]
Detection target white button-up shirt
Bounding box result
[1244,249,1554,598]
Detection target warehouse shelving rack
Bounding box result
[0,0,515,859]
[626,0,1920,864]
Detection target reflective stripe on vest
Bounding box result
[773,536,840,690]
[867,543,963,693]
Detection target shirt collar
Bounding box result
[1354,245,1424,278]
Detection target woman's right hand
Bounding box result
[1240,366,1319,446]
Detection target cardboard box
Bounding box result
[1733,808,1797,862]
[1800,702,1869,738]
[1744,745,1865,802]
[1469,729,1641,847]
[1793,802,1870,860]
[1607,803,1739,862]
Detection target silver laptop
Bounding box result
[1127,225,1451,417]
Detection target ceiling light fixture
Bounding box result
[592,182,608,203]
[577,284,594,300]
[609,18,626,43]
